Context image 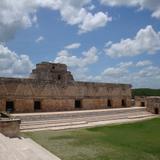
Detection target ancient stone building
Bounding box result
[135,96,147,107]
[0,62,132,113]
[146,97,160,114]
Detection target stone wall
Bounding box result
[0,79,131,113]
[135,96,147,107]
[0,62,132,113]
[146,97,160,114]
[0,119,21,137]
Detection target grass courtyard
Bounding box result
[23,118,160,160]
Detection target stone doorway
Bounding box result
[34,101,41,111]
[122,99,126,107]
[154,108,159,114]
[107,100,112,108]
[141,102,145,107]
[6,101,14,113]
[75,100,82,109]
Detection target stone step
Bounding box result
[22,115,157,132]
[20,110,148,127]
[127,113,154,119]
[12,107,146,122]
[21,111,153,131]
[21,121,87,130]
[21,110,149,126]
[22,111,148,125]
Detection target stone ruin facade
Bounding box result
[147,96,160,114]
[0,62,132,113]
[135,96,147,107]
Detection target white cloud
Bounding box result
[105,25,160,57]
[88,60,160,88]
[100,0,160,19]
[0,0,38,42]
[35,36,44,43]
[71,67,94,82]
[102,61,132,78]
[102,67,128,78]
[0,0,111,42]
[134,66,159,78]
[55,49,160,88]
[0,44,33,77]
[78,11,112,34]
[136,60,152,67]
[65,43,81,49]
[54,46,98,67]
[54,0,112,34]
[118,61,133,68]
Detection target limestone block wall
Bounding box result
[0,77,132,113]
[41,99,74,112]
[135,96,147,107]
[0,99,5,111]
[147,97,160,114]
[82,98,107,110]
[15,99,34,113]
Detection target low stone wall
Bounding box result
[0,119,21,137]
[147,97,160,114]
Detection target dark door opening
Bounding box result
[58,75,61,80]
[154,108,159,114]
[75,100,81,109]
[122,99,126,107]
[6,101,14,113]
[107,100,112,108]
[141,102,145,107]
[34,101,41,111]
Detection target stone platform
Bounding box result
[12,107,157,132]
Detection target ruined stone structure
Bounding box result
[135,96,147,107]
[147,96,160,114]
[0,62,131,113]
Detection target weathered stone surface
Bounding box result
[147,96,160,114]
[0,133,61,160]
[0,119,21,137]
[0,62,132,113]
[135,96,147,107]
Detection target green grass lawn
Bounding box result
[23,118,160,160]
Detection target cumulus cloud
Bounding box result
[78,11,112,34]
[0,0,38,42]
[52,0,112,34]
[136,60,152,67]
[65,43,81,49]
[35,36,44,43]
[102,61,132,78]
[92,60,160,88]
[0,0,111,42]
[100,0,160,19]
[0,44,33,77]
[105,25,160,57]
[54,46,98,67]
[71,67,94,82]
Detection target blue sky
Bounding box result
[0,0,160,88]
